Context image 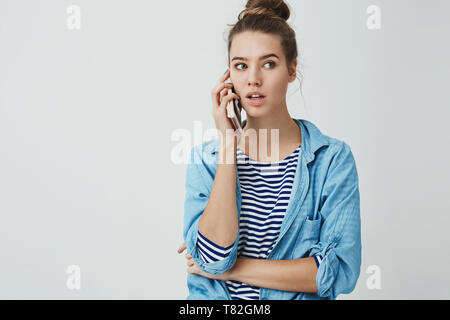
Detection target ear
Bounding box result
[288,60,298,83]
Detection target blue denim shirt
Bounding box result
[182,118,361,300]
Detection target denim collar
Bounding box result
[208,118,330,164]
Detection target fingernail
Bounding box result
[224,69,228,75]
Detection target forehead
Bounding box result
[230,31,283,59]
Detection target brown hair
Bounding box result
[226,0,302,89]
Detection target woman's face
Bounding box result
[229,31,297,118]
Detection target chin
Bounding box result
[244,105,272,118]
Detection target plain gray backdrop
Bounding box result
[0,0,449,299]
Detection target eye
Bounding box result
[264,61,276,68]
[234,61,276,70]
[235,63,246,70]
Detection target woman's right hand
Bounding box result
[211,69,241,143]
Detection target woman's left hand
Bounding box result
[177,242,229,281]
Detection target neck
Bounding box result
[238,105,301,160]
[242,107,300,146]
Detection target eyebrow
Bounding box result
[231,53,280,62]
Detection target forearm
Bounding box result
[227,257,318,293]
[198,138,238,248]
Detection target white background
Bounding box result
[0,0,449,299]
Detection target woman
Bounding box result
[178,0,361,300]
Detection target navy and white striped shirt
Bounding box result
[197,144,322,300]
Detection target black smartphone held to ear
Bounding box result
[226,85,243,133]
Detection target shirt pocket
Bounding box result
[291,213,322,259]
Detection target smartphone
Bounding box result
[226,85,243,133]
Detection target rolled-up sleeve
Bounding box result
[182,145,239,275]
[197,230,233,263]
[308,142,361,299]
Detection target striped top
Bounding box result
[196,144,323,300]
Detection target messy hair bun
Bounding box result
[239,0,291,22]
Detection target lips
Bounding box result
[246,96,266,106]
[246,91,265,99]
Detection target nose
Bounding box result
[248,77,262,87]
[248,79,261,87]
[247,68,262,87]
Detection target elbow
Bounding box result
[197,248,238,275]
[315,249,362,300]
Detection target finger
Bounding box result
[219,88,237,109]
[177,242,186,254]
[212,82,233,106]
[219,69,230,82]
[185,252,192,259]
[219,87,229,104]
[212,81,232,95]
[220,93,240,109]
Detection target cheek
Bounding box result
[230,78,244,94]
[268,81,288,99]
[268,71,288,90]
